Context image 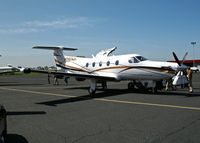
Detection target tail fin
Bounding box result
[33,46,77,67]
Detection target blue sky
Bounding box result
[0,0,200,67]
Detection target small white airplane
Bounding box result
[0,55,24,74]
[24,46,188,95]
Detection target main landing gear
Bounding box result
[88,79,97,95]
[127,80,163,93]
[88,80,108,95]
[128,81,135,89]
[151,81,157,94]
[101,81,107,90]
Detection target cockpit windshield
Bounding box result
[128,56,148,64]
[135,56,148,62]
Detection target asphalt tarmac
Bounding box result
[0,73,200,143]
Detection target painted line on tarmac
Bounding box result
[95,98,200,111]
[1,87,200,111]
[0,87,74,98]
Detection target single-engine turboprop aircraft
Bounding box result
[24,46,188,95]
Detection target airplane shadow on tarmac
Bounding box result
[36,88,200,107]
[0,83,44,86]
[7,111,46,116]
[36,88,131,106]
[6,134,28,143]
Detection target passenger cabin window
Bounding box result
[115,60,119,65]
[99,62,102,67]
[128,59,133,63]
[86,63,89,67]
[107,61,110,66]
[92,62,95,67]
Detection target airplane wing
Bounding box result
[24,68,117,81]
[0,67,14,70]
[0,71,15,74]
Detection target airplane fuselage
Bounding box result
[58,54,179,81]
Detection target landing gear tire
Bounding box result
[102,81,107,90]
[1,136,5,143]
[88,89,96,96]
[128,82,134,90]
[152,87,158,94]
[1,130,7,143]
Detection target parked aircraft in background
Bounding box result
[168,59,200,71]
[0,55,24,74]
[24,46,188,95]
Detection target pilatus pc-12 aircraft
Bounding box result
[24,46,188,95]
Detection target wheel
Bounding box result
[152,87,158,94]
[128,82,134,89]
[1,130,6,143]
[0,107,7,143]
[0,126,6,143]
[1,135,5,143]
[88,89,96,96]
[102,82,107,90]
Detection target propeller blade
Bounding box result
[182,52,188,64]
[172,52,181,66]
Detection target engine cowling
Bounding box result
[23,68,31,74]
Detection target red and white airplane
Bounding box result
[24,46,188,95]
[168,59,200,71]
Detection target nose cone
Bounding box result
[182,64,188,69]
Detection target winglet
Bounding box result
[96,46,117,58]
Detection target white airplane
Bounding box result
[24,46,188,95]
[0,55,24,74]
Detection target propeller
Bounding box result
[172,52,181,66]
[172,52,189,86]
[172,52,188,70]
[182,52,188,64]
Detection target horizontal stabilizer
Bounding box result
[33,46,77,51]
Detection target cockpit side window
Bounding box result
[129,57,139,63]
[136,56,147,61]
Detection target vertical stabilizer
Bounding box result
[33,46,77,68]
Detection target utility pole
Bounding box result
[191,41,196,67]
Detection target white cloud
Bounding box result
[0,17,106,34]
[24,17,92,28]
[0,28,39,34]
